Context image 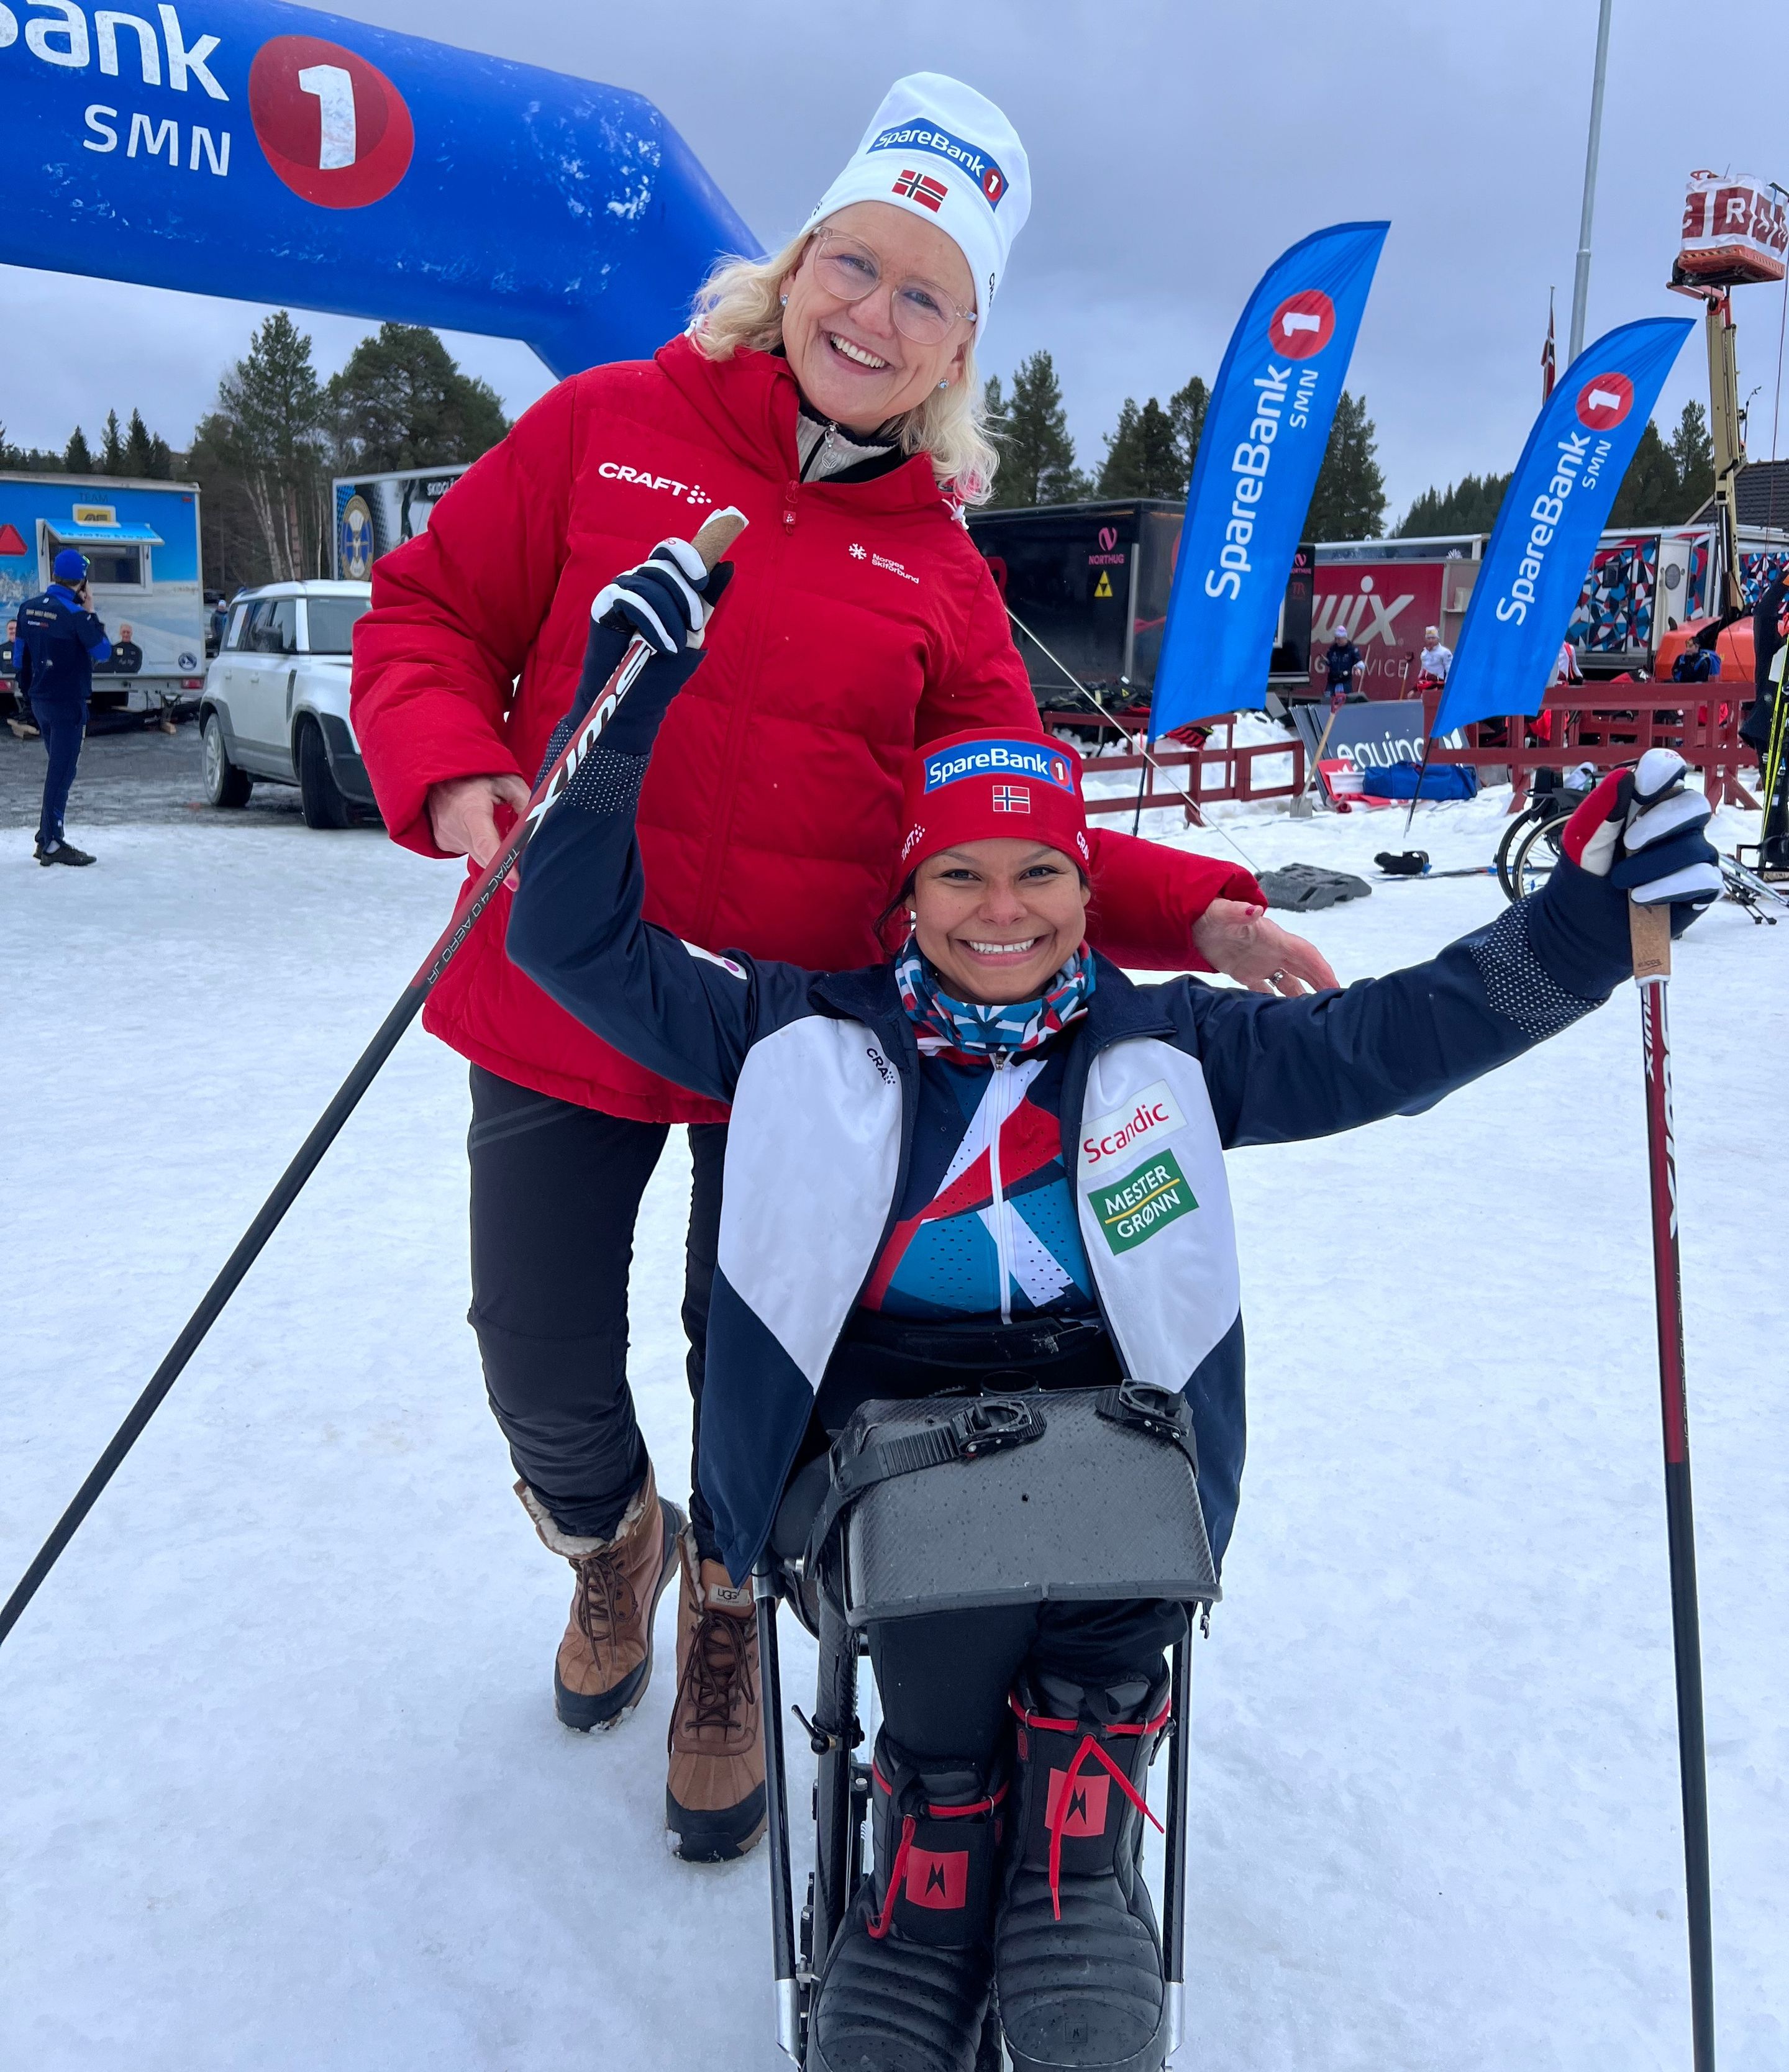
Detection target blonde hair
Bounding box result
[689,228,999,505]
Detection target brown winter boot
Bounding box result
[516,1464,684,1732]
[665,1533,766,1861]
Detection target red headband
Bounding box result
[897,730,1091,881]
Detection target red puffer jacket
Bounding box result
[352,335,1259,1124]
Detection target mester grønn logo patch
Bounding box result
[1089,1150,1198,1254]
[248,36,414,209]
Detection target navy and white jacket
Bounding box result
[12,583,111,704]
[506,692,1634,1588]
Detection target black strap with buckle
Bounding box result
[800,1396,1047,1578]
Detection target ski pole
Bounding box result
[0,507,749,1658]
[1628,898,1716,2071]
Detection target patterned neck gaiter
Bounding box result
[894,937,1096,1065]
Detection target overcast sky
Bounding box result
[4,0,1786,520]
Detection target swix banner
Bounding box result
[1432,317,1693,737]
[1149,220,1389,737]
[0,1,755,376]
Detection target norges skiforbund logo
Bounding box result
[249,35,413,207]
[1267,289,1337,359]
[1575,371,1635,432]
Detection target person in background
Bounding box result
[11,548,109,866]
[1670,639,1719,685]
[4,615,36,740]
[1549,637,1583,692]
[1322,622,1364,709]
[1739,566,1785,761]
[1416,623,1452,691]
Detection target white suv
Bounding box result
[199,581,376,828]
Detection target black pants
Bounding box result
[820,1311,1187,1766]
[871,1599,1187,1766]
[467,1064,727,1560]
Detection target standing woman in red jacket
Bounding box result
[350,72,1333,1866]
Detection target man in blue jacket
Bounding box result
[12,548,109,866]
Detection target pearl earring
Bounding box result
[780,294,788,306]
[937,379,949,390]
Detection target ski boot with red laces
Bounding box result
[806,1729,1006,2072]
[995,1668,1173,2072]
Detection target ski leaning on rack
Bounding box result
[0,507,749,1658]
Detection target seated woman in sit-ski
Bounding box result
[504,543,1720,2072]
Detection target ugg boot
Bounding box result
[516,1463,684,1731]
[995,1670,1173,2072]
[807,1729,1006,2072]
[666,1534,766,1862]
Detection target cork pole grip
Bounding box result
[1629,897,1672,981]
[691,506,749,573]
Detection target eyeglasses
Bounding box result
[806,229,976,346]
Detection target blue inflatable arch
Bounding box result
[0,0,759,378]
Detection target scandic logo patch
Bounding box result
[1089,1150,1198,1254]
[1081,1079,1186,1169]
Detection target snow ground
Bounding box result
[2,793,1785,2070]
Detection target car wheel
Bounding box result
[201,709,253,808]
[298,717,353,830]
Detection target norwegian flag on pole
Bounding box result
[1542,291,1557,401]
[892,168,949,212]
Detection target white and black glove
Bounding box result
[591,537,734,656]
[1559,747,1723,912]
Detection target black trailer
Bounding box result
[965,498,1313,721]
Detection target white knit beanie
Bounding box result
[803,72,1031,322]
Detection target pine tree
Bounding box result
[148,434,174,479]
[1305,391,1386,540]
[65,425,94,473]
[1668,400,1714,517]
[99,409,125,476]
[1608,419,1681,527]
[983,350,1085,507]
[205,311,330,579]
[123,409,158,478]
[1096,396,1182,498]
[1168,374,1209,486]
[1396,470,1512,537]
[327,323,509,474]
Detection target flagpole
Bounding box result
[1568,0,1614,363]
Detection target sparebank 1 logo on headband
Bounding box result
[922,740,1075,794]
[1267,290,1336,359]
[249,36,414,209]
[1576,372,1635,432]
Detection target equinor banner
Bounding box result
[1150,220,1389,737]
[0,1,755,375]
[1432,317,1693,736]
